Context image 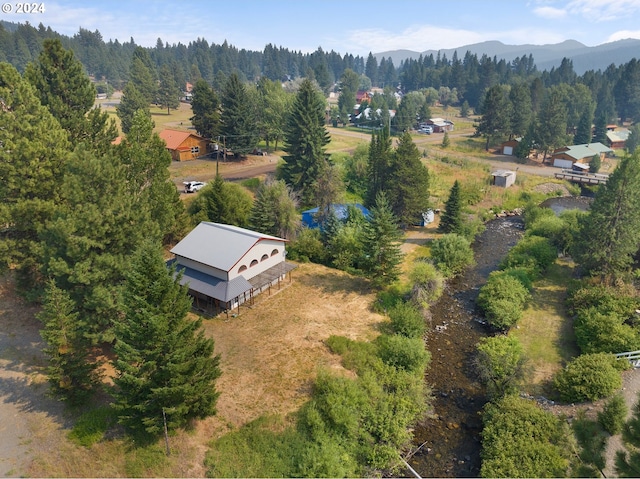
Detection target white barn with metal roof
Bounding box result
[169,222,296,316]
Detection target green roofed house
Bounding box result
[550,142,612,169]
[168,222,297,317]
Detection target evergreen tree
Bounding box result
[113,242,221,436]
[190,78,221,140]
[627,123,640,154]
[574,110,594,145]
[438,180,463,234]
[221,72,259,157]
[117,110,188,244]
[157,63,181,114]
[128,47,157,104]
[386,132,431,226]
[476,84,511,150]
[536,88,569,160]
[615,395,640,477]
[280,78,331,207]
[38,280,99,404]
[249,180,300,239]
[361,192,404,287]
[573,149,640,281]
[0,63,70,298]
[116,81,151,134]
[593,113,608,144]
[365,126,392,207]
[256,77,290,151]
[509,82,533,139]
[590,153,601,173]
[441,130,451,148]
[42,144,158,340]
[25,38,116,149]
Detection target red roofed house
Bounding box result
[158,129,209,161]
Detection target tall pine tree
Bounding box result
[280,78,331,207]
[573,149,640,282]
[386,131,431,226]
[113,242,221,436]
[25,38,117,149]
[365,126,392,207]
[220,72,258,157]
[361,192,404,287]
[157,63,181,114]
[0,63,70,297]
[439,180,463,234]
[38,280,99,404]
[190,78,221,140]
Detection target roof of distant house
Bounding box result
[158,129,203,150]
[555,142,612,161]
[170,222,286,272]
[606,129,630,143]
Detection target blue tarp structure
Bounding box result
[301,203,370,229]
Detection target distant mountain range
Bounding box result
[374,39,640,74]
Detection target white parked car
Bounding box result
[183,181,206,193]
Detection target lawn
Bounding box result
[511,258,580,397]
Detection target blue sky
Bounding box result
[3,0,640,56]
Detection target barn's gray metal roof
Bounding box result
[170,222,286,272]
[169,259,252,303]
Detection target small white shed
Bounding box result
[491,169,516,188]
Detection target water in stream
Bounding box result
[409,216,525,478]
[408,197,592,477]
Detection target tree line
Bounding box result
[3,19,640,128]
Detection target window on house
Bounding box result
[261,254,269,262]
[191,146,200,154]
[250,259,258,267]
[271,249,279,256]
[239,265,247,273]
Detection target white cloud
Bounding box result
[566,0,640,21]
[533,5,568,18]
[607,29,640,42]
[346,25,486,54]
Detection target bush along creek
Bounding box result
[408,196,601,478]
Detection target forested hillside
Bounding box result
[2,19,640,123]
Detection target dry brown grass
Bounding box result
[3,261,385,477]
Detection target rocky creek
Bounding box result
[407,196,593,477]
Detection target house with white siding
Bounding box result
[168,222,296,316]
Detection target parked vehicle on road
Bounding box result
[183,181,206,193]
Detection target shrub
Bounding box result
[488,267,535,291]
[501,235,557,275]
[567,283,640,318]
[287,228,327,263]
[387,302,426,339]
[375,334,431,372]
[480,395,570,478]
[477,274,531,330]
[598,393,627,435]
[408,261,444,307]
[553,353,623,403]
[430,233,475,278]
[574,307,640,354]
[475,335,526,399]
[523,205,556,230]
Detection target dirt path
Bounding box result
[0,276,67,478]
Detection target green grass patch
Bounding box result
[511,258,580,396]
[124,443,170,478]
[205,415,301,478]
[67,406,117,447]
